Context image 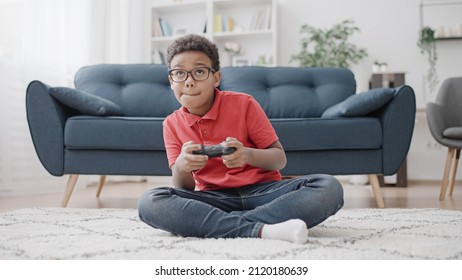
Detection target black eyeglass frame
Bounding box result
[168,67,216,83]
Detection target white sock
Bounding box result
[260,219,308,244]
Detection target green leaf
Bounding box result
[291,19,368,67]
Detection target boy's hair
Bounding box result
[166,34,220,71]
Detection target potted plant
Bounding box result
[291,19,368,68]
[417,27,439,94]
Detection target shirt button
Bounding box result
[203,130,207,134]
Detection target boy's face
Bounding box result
[169,50,221,117]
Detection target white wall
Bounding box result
[277,0,462,180]
[278,0,462,106]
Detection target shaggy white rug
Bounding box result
[0,207,461,260]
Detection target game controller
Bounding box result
[192,144,236,158]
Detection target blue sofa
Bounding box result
[26,64,416,207]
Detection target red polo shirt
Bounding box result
[163,88,282,191]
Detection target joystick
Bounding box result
[193,144,236,158]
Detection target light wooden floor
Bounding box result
[0,177,461,212]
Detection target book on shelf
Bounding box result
[152,17,172,37]
[159,18,172,36]
[250,7,272,30]
[214,14,222,32]
[224,16,235,32]
[214,14,235,32]
[151,17,163,37]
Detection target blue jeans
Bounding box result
[138,174,343,238]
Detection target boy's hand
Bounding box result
[222,137,248,168]
[176,141,208,173]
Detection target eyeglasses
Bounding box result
[168,67,215,83]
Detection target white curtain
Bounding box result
[0,0,147,195]
[90,0,147,64]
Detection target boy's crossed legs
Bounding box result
[138,174,343,244]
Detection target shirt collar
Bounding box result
[181,88,222,127]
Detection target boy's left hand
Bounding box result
[221,137,248,168]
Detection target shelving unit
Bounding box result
[435,36,462,41]
[147,0,277,67]
[420,0,462,40]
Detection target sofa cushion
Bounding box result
[321,88,395,118]
[64,116,382,152]
[74,64,180,117]
[271,117,382,151]
[50,87,123,116]
[64,116,165,150]
[443,127,462,139]
[220,67,356,118]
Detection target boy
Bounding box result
[138,34,343,244]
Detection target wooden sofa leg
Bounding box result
[368,174,385,208]
[440,148,455,201]
[96,175,106,198]
[61,174,79,207]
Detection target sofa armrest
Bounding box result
[26,81,75,176]
[377,85,416,175]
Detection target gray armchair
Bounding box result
[427,77,462,200]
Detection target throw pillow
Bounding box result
[50,87,123,116]
[321,88,395,118]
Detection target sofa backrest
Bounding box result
[219,67,356,118]
[75,64,180,117]
[74,64,356,118]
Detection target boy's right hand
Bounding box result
[176,141,208,173]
